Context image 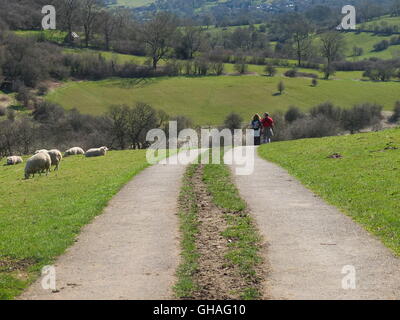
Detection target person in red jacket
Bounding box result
[261,112,274,144]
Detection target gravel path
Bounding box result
[225,146,400,300]
[20,150,203,300]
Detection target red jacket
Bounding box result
[262,117,274,128]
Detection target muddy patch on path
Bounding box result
[189,165,255,300]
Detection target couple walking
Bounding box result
[251,113,274,146]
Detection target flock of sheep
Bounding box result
[5,146,109,179]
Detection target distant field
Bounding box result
[343,32,400,60]
[259,127,400,255]
[15,30,67,44]
[361,15,400,29]
[63,48,150,65]
[0,150,149,299]
[46,75,399,126]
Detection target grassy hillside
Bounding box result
[343,32,400,60]
[361,15,400,29]
[0,150,149,299]
[47,75,399,126]
[259,128,400,255]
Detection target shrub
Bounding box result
[284,68,317,79]
[285,106,305,123]
[288,115,340,140]
[265,64,277,77]
[211,62,224,75]
[389,101,400,123]
[7,109,16,122]
[277,81,285,94]
[310,102,342,122]
[312,78,318,87]
[321,64,336,79]
[37,85,49,96]
[0,106,6,117]
[193,58,210,75]
[16,86,33,109]
[234,62,248,74]
[223,112,243,132]
[363,62,395,81]
[164,60,182,76]
[373,40,390,52]
[284,69,298,77]
[341,103,383,133]
[184,61,193,75]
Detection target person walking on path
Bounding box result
[251,114,262,146]
[261,112,274,144]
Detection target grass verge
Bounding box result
[0,150,149,299]
[259,128,400,255]
[202,158,263,300]
[173,164,200,298]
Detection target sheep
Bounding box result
[35,149,48,154]
[6,156,23,166]
[24,152,51,179]
[64,147,85,157]
[85,146,108,158]
[47,149,63,171]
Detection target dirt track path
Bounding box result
[20,150,203,300]
[225,146,400,300]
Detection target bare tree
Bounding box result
[291,18,313,67]
[57,0,81,43]
[81,0,101,48]
[141,13,177,70]
[278,81,285,95]
[392,0,400,16]
[320,32,346,79]
[126,103,158,149]
[176,23,203,59]
[107,105,129,149]
[97,9,118,51]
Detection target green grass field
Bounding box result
[259,127,400,255]
[15,30,67,44]
[0,150,149,299]
[343,32,400,60]
[361,15,400,29]
[63,48,150,65]
[47,75,400,126]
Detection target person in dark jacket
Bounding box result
[251,114,262,146]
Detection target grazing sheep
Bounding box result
[6,156,23,166]
[64,147,85,157]
[25,152,51,179]
[35,149,48,154]
[47,149,63,171]
[85,146,108,158]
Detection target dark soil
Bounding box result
[189,165,252,300]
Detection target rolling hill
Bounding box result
[46,75,399,126]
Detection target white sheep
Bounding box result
[47,149,63,171]
[64,147,85,157]
[85,146,108,158]
[25,152,51,179]
[6,156,23,165]
[35,149,48,154]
